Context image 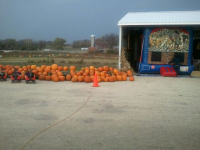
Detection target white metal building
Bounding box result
[118,11,200,74]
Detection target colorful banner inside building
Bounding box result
[149,28,190,53]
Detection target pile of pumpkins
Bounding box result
[0,64,135,82]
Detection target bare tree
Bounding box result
[24,39,33,50]
[38,40,46,50]
[102,33,118,50]
[6,39,16,50]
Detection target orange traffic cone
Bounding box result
[92,72,99,87]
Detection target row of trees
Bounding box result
[72,33,119,50]
[0,38,66,50]
[72,39,90,48]
[0,33,118,50]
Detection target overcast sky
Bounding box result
[0,0,200,43]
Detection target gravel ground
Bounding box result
[0,76,200,150]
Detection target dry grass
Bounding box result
[0,57,118,70]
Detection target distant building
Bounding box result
[88,47,97,51]
[95,38,109,50]
[43,49,51,51]
[81,48,88,51]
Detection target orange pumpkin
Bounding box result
[71,77,77,82]
[51,75,57,81]
[97,76,101,82]
[70,66,76,71]
[81,67,85,71]
[116,72,122,76]
[90,73,94,76]
[73,75,78,79]
[54,77,59,82]
[71,72,75,76]
[6,65,12,69]
[90,72,94,76]
[52,64,58,70]
[77,76,84,82]
[23,68,28,72]
[57,72,63,76]
[108,77,114,82]
[103,66,109,71]
[59,76,65,81]
[63,66,68,71]
[112,76,116,81]
[27,65,31,69]
[41,65,46,70]
[52,71,57,75]
[85,69,90,74]
[101,76,105,82]
[66,74,72,81]
[58,66,63,71]
[31,65,36,70]
[37,72,42,76]
[122,72,126,76]
[113,69,119,74]
[18,68,23,72]
[122,75,127,81]
[129,76,134,81]
[90,76,94,82]
[83,72,88,77]
[37,68,43,72]
[44,67,51,72]
[51,69,56,72]
[84,76,91,83]
[43,72,48,76]
[39,75,45,80]
[100,72,105,77]
[85,67,89,70]
[70,70,75,73]
[7,70,13,75]
[127,70,132,77]
[98,67,103,72]
[104,77,109,82]
[95,71,100,76]
[109,67,114,72]
[20,74,25,80]
[76,72,81,76]
[117,75,122,81]
[32,70,38,76]
[45,76,51,81]
[90,66,94,69]
[15,66,20,69]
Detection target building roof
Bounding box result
[118,11,200,26]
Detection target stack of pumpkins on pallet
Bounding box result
[0,64,135,82]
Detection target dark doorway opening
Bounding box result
[193,39,200,59]
[125,28,143,72]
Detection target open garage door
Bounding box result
[120,27,143,72]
